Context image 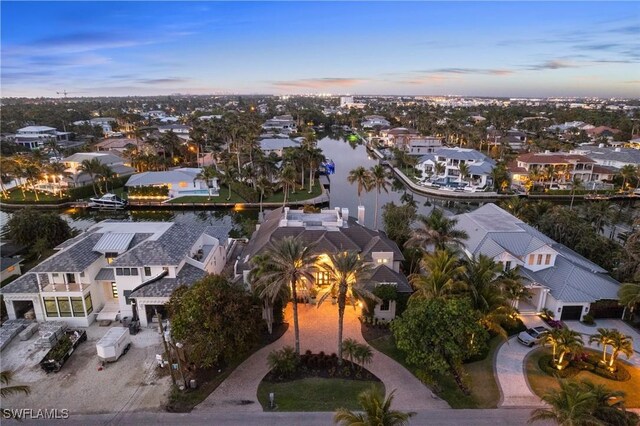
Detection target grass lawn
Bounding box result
[525,348,640,408]
[3,188,66,203]
[263,182,323,203]
[167,186,246,204]
[366,332,501,408]
[257,378,384,411]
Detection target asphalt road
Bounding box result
[8,408,553,426]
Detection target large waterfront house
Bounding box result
[0,221,232,328]
[125,168,219,199]
[455,204,622,321]
[235,207,412,321]
[508,152,596,189]
[262,115,297,134]
[259,138,301,156]
[63,152,136,187]
[415,147,495,189]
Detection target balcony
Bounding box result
[41,282,89,293]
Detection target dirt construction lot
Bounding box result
[1,324,171,417]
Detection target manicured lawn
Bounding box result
[167,186,246,204]
[2,188,66,203]
[263,182,323,203]
[525,348,640,408]
[257,378,384,411]
[366,332,501,408]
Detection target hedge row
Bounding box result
[68,176,129,200]
[129,185,169,197]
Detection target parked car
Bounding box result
[517,326,548,347]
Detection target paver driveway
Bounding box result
[196,302,449,412]
[565,319,640,367]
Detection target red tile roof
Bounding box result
[517,152,595,164]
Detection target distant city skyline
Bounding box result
[1,1,639,98]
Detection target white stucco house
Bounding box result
[416,147,495,189]
[0,221,233,328]
[10,126,72,150]
[125,168,219,199]
[454,204,622,321]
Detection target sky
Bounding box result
[1,1,639,98]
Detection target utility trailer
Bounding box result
[96,327,132,363]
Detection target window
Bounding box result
[115,268,124,276]
[179,181,188,188]
[111,282,118,299]
[57,298,72,317]
[528,254,535,265]
[71,297,84,317]
[80,271,85,277]
[144,267,151,276]
[6,266,15,272]
[115,267,137,276]
[105,253,118,264]
[537,254,543,265]
[379,299,390,311]
[545,254,551,265]
[131,268,138,276]
[84,294,93,314]
[66,273,76,284]
[44,297,58,317]
[123,290,132,305]
[123,268,131,276]
[315,271,329,286]
[505,261,512,271]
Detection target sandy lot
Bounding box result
[1,324,171,416]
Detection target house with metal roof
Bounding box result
[0,221,233,328]
[62,152,136,187]
[416,147,495,189]
[259,138,301,156]
[236,206,411,321]
[454,204,622,321]
[125,168,219,199]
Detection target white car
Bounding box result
[517,326,548,347]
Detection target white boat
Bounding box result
[88,193,127,209]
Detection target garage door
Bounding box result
[560,305,583,320]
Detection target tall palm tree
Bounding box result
[569,175,584,210]
[47,161,70,198]
[347,166,373,206]
[409,249,466,300]
[22,162,42,201]
[334,387,415,426]
[434,161,446,178]
[250,253,289,334]
[99,164,115,194]
[541,328,565,365]
[254,236,318,354]
[196,165,218,200]
[556,328,584,367]
[0,370,30,398]
[618,282,640,317]
[580,380,636,425]
[528,380,601,426]
[307,147,325,193]
[404,208,468,251]
[589,328,615,364]
[0,157,17,199]
[79,158,104,197]
[458,162,470,184]
[619,164,636,191]
[318,251,375,363]
[606,330,633,370]
[280,164,297,205]
[370,165,390,230]
[255,175,273,214]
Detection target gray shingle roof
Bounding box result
[95,268,115,281]
[111,223,207,267]
[32,234,104,273]
[369,265,412,293]
[129,263,208,298]
[1,257,22,271]
[0,273,48,294]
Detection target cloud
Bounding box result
[525,59,580,70]
[421,67,514,76]
[609,24,640,35]
[397,74,451,85]
[271,78,365,89]
[22,32,150,54]
[137,77,190,85]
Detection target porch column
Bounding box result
[138,303,148,327]
[537,288,549,312]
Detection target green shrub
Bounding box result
[592,364,631,381]
[129,185,169,197]
[538,354,579,378]
[582,314,595,325]
[267,346,300,379]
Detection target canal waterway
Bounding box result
[0,135,481,237]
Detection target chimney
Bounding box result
[341,208,349,220]
[357,205,365,225]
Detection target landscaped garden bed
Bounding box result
[537,350,631,381]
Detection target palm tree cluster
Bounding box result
[347,165,391,229]
[529,379,638,426]
[1,154,71,200]
[541,327,585,369]
[588,328,634,371]
[78,158,116,196]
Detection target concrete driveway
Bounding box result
[196,302,448,412]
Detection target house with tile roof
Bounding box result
[454,204,622,321]
[509,151,596,189]
[62,152,136,187]
[236,206,412,321]
[416,147,495,189]
[0,221,232,327]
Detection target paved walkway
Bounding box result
[495,316,545,408]
[196,302,448,412]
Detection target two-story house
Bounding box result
[415,147,495,189]
[509,152,596,188]
[236,207,412,321]
[11,126,72,150]
[454,204,622,321]
[0,221,232,328]
[63,152,136,187]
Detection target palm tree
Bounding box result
[528,380,601,426]
[99,164,115,194]
[0,157,17,199]
[580,380,637,425]
[334,387,415,426]
[0,370,30,398]
[347,166,373,206]
[434,161,446,178]
[341,337,360,364]
[319,251,376,363]
[410,249,466,300]
[370,165,390,230]
[254,236,318,354]
[279,164,297,205]
[458,162,470,184]
[22,162,42,201]
[606,330,633,370]
[47,161,70,198]
[501,197,529,220]
[569,175,584,210]
[556,328,584,367]
[541,328,565,365]
[250,253,289,334]
[404,208,468,251]
[589,328,615,365]
[79,158,104,197]
[255,175,273,213]
[196,165,218,200]
[618,282,640,317]
[619,164,636,191]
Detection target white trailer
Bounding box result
[96,327,132,362]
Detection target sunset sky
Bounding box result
[2,1,639,98]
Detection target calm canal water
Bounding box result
[0,135,479,237]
